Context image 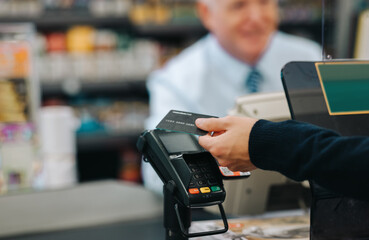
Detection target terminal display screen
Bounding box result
[159,132,200,154]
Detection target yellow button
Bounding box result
[200,187,211,193]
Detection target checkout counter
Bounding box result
[0,181,164,240]
[0,180,311,240]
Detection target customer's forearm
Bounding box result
[249,120,369,200]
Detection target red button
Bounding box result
[189,188,200,194]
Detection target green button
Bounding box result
[211,186,221,192]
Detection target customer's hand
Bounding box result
[195,116,258,172]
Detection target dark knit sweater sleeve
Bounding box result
[249,119,369,200]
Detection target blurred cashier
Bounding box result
[143,0,322,194]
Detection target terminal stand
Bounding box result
[164,182,191,240]
[163,181,229,240]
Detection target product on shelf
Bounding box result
[0,123,37,193]
[75,100,149,134]
[119,146,142,182]
[39,106,79,189]
[170,0,198,23]
[0,41,30,79]
[67,25,95,53]
[0,0,43,18]
[89,0,132,17]
[0,80,27,123]
[46,32,67,53]
[38,27,161,83]
[0,0,132,18]
[129,1,172,25]
[0,28,36,123]
[129,0,200,25]
[94,29,118,51]
[0,23,41,194]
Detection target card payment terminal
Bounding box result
[137,129,249,239]
[137,129,226,207]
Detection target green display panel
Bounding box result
[316,62,369,115]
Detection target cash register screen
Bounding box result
[159,133,200,154]
[316,62,369,115]
[282,61,369,136]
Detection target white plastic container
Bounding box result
[39,106,79,189]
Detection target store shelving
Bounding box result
[134,22,206,38]
[0,16,130,28]
[0,23,39,193]
[41,79,148,99]
[0,16,207,37]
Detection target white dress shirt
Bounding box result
[142,31,322,194]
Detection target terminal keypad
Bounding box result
[186,158,222,195]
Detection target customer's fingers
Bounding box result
[198,133,225,153]
[198,134,212,150]
[195,117,227,132]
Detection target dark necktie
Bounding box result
[246,68,262,93]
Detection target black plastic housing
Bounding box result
[137,129,226,207]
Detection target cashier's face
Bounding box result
[198,0,279,65]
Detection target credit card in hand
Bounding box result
[156,110,218,136]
